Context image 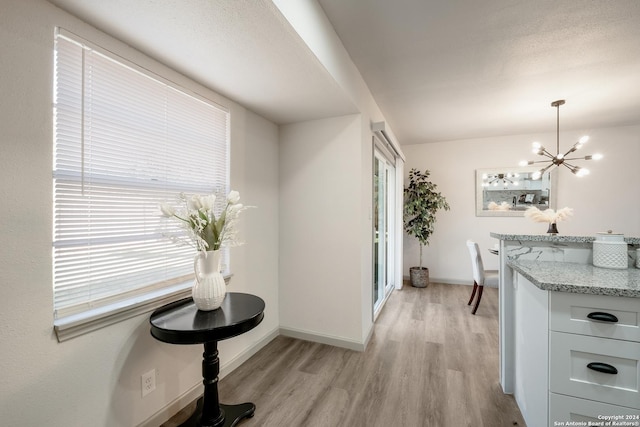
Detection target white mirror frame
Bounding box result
[475,166,557,217]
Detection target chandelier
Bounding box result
[519,100,602,179]
[481,172,519,188]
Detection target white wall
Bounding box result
[402,125,640,284]
[279,114,368,346]
[273,0,410,349]
[273,0,388,126]
[0,1,279,426]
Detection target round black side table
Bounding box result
[150,293,265,427]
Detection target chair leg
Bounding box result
[471,285,484,315]
[467,281,478,306]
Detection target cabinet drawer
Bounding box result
[550,292,640,342]
[549,331,640,409]
[549,393,640,424]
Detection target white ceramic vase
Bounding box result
[192,250,226,311]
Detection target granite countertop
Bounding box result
[507,259,640,298]
[490,232,640,245]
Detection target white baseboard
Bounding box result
[137,383,203,427]
[429,278,498,289]
[433,278,475,286]
[279,326,367,352]
[403,275,476,287]
[219,327,280,378]
[363,324,374,349]
[137,326,279,427]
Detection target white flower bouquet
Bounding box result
[488,201,511,211]
[524,206,573,224]
[160,190,251,252]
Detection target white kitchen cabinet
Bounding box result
[514,274,640,426]
[549,291,640,342]
[549,331,640,410]
[549,393,640,424]
[513,274,549,427]
[548,290,640,422]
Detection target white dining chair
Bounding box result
[466,240,499,315]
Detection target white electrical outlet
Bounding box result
[141,369,156,398]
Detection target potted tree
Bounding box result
[403,168,450,287]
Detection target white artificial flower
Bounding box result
[160,203,175,217]
[525,206,573,223]
[554,207,573,222]
[487,201,511,211]
[229,203,244,213]
[227,190,240,204]
[160,190,253,252]
[200,194,216,211]
[187,195,202,211]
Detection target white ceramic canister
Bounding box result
[592,231,628,269]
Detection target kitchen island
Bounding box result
[490,233,640,426]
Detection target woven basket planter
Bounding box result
[409,267,429,288]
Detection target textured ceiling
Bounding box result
[317,0,640,144]
[47,0,640,145]
[47,0,357,125]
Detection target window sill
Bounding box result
[53,276,231,342]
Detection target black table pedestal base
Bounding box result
[150,295,265,427]
[177,396,255,427]
[219,402,255,427]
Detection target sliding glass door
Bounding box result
[373,149,396,316]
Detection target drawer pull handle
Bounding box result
[587,362,618,375]
[587,312,619,323]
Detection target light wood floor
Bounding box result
[163,282,526,427]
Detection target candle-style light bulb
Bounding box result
[574,168,590,177]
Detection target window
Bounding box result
[52,29,230,341]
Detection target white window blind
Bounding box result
[52,30,230,334]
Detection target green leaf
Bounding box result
[403,168,450,265]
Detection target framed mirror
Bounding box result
[475,167,556,217]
